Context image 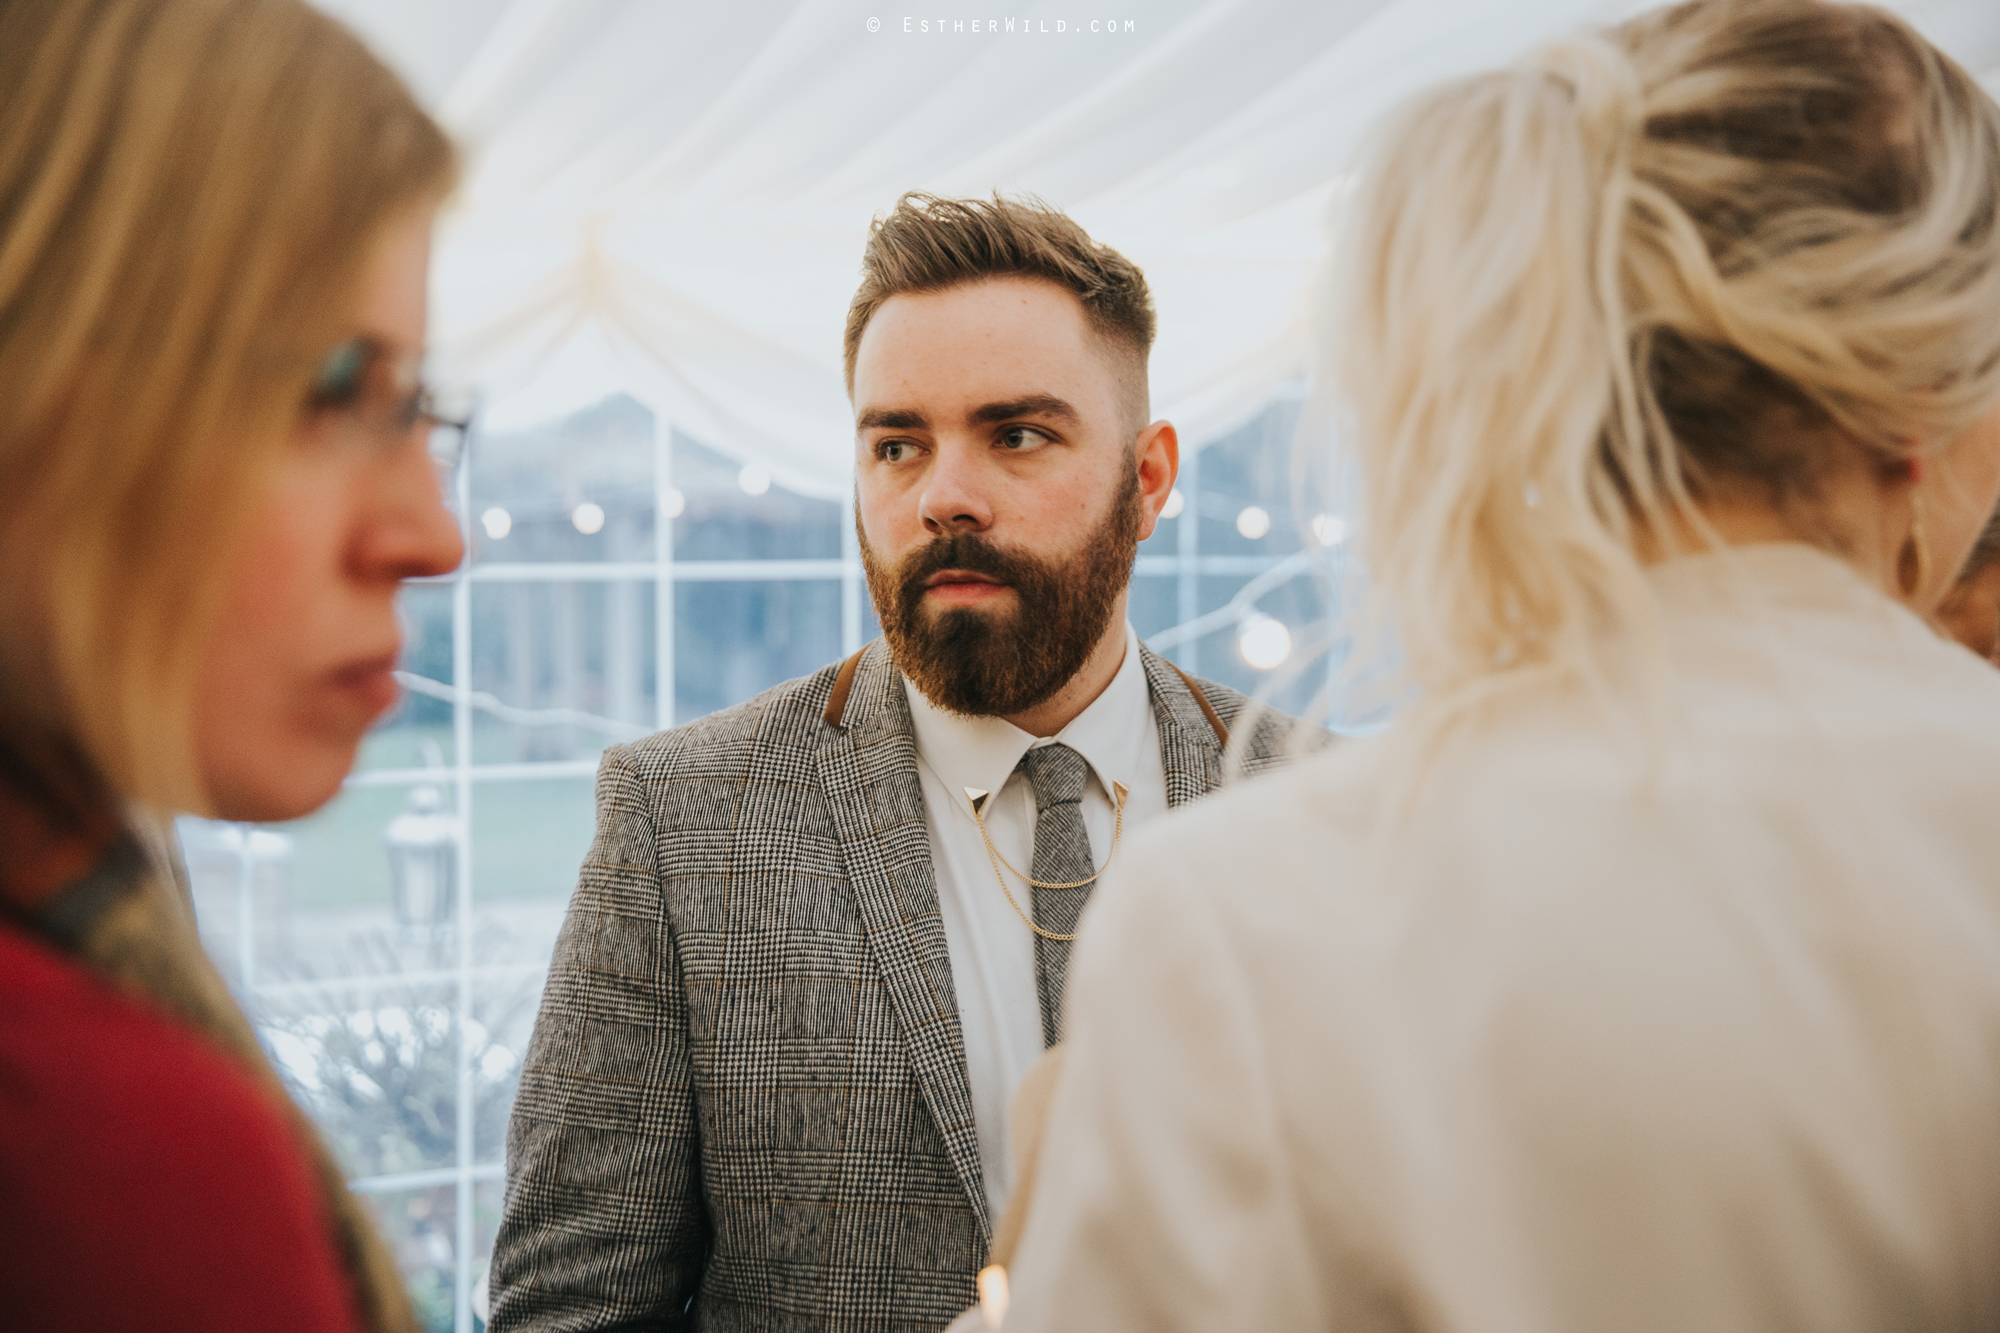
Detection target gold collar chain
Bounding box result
[963,780,1128,943]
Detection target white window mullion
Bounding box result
[451,434,477,1333]
[654,414,677,732]
[841,487,863,657]
[1177,448,1201,674]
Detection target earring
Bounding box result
[1897,488,1931,598]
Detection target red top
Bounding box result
[0,923,364,1333]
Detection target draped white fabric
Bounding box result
[316,0,2000,499]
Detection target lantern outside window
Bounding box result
[385,784,460,930]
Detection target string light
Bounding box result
[1236,505,1271,540]
[1161,488,1185,519]
[738,463,771,496]
[663,486,686,518]
[479,507,512,540]
[571,502,605,535]
[1311,513,1347,547]
[1239,614,1291,669]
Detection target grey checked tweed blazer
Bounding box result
[489,639,1317,1333]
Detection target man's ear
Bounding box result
[1134,419,1179,543]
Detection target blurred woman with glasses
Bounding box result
[997,2,2000,1330]
[0,1,463,1329]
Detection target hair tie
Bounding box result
[1529,34,1646,166]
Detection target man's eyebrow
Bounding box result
[970,394,1080,426]
[856,407,929,431]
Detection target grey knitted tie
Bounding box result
[1016,743,1096,1047]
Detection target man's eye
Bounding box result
[999,426,1050,452]
[878,439,920,463]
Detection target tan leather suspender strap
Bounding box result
[825,646,1228,749]
[822,649,865,726]
[1167,660,1230,748]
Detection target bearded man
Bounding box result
[489,193,1319,1333]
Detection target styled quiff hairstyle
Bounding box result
[0,0,456,814]
[1333,0,2000,748]
[844,192,1157,429]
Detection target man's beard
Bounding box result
[859,465,1142,717]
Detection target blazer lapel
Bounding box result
[1139,644,1227,809]
[813,640,992,1237]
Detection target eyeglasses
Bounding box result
[308,336,476,475]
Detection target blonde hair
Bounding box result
[1331,0,2000,752]
[0,0,456,814]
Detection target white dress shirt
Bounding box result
[1005,545,2000,1333]
[905,622,1168,1221]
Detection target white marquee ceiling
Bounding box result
[316,0,2000,498]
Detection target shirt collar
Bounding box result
[904,623,1150,808]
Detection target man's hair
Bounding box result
[843,192,1156,427]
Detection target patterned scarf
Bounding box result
[24,827,420,1333]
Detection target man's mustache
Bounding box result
[897,535,1038,599]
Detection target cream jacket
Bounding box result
[1004,544,2000,1333]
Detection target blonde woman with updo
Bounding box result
[995,2,2000,1329]
[0,1,462,1329]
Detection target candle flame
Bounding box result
[977,1265,1010,1326]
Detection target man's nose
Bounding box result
[917,443,994,535]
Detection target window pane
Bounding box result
[470,394,656,567]
[185,781,447,989]
[183,817,299,991]
[470,776,596,906]
[1194,572,1335,719]
[471,973,547,1162]
[1126,570,1180,642]
[470,579,655,763]
[473,1176,509,1328]
[1194,398,1307,558]
[675,578,843,721]
[264,977,461,1176]
[672,434,841,561]
[357,1183,459,1333]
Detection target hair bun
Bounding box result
[1527,35,1646,167]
